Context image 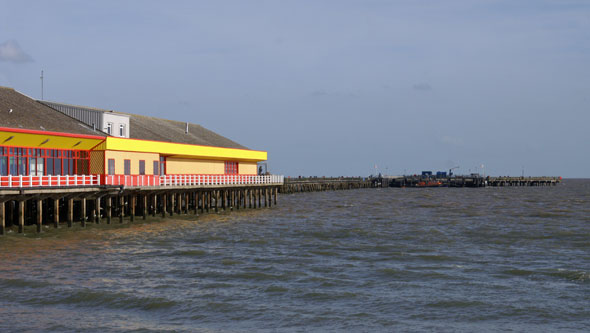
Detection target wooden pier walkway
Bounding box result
[280,177,375,194]
[386,176,561,187]
[0,183,280,235]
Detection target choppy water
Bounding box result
[1,180,589,332]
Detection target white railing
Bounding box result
[159,174,284,187]
[0,174,100,188]
[0,174,284,188]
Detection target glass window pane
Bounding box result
[0,156,7,176]
[54,159,61,175]
[29,157,36,176]
[19,157,26,175]
[47,158,53,175]
[37,158,44,176]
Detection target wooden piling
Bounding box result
[95,197,101,224]
[80,197,86,227]
[162,194,167,218]
[54,198,60,228]
[170,194,174,216]
[119,196,124,223]
[152,194,157,217]
[130,195,136,222]
[143,195,147,220]
[106,196,112,224]
[37,199,43,233]
[68,198,74,227]
[0,202,5,235]
[18,200,24,233]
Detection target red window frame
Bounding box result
[0,145,90,176]
[224,161,238,174]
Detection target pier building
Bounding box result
[1,86,283,234]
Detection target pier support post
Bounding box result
[215,191,219,213]
[152,195,157,217]
[80,198,87,227]
[143,195,147,220]
[0,202,5,235]
[119,196,124,223]
[54,198,60,228]
[194,192,199,216]
[176,193,182,215]
[106,197,112,224]
[68,198,73,227]
[130,195,135,222]
[91,200,96,225]
[258,189,262,208]
[170,194,174,216]
[222,190,226,211]
[274,187,278,205]
[162,194,167,218]
[37,199,43,233]
[95,198,101,224]
[18,200,24,233]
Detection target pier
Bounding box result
[280,177,375,194]
[385,175,561,187]
[0,175,282,235]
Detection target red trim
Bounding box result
[0,126,105,140]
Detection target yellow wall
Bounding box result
[239,162,257,175]
[166,158,258,175]
[166,158,224,174]
[104,150,159,175]
[0,129,103,150]
[104,137,267,162]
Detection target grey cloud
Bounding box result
[0,40,34,63]
[310,90,329,97]
[412,83,432,91]
[310,90,358,98]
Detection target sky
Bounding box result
[1,0,589,177]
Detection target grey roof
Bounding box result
[122,113,248,149]
[0,86,105,137]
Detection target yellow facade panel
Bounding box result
[104,137,267,162]
[239,162,257,175]
[0,131,103,150]
[166,158,224,174]
[104,150,159,175]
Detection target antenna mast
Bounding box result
[40,70,44,100]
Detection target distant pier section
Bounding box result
[384,175,561,187]
[280,177,374,194]
[279,174,561,194]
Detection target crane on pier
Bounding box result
[449,166,459,177]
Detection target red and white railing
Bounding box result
[104,174,284,187]
[0,174,99,188]
[1,174,284,188]
[159,174,283,186]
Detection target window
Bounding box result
[119,124,126,137]
[106,122,113,135]
[0,145,90,176]
[124,159,131,175]
[108,159,115,175]
[159,157,166,176]
[153,161,159,175]
[224,161,238,174]
[139,160,145,175]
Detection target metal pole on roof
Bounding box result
[40,70,44,100]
